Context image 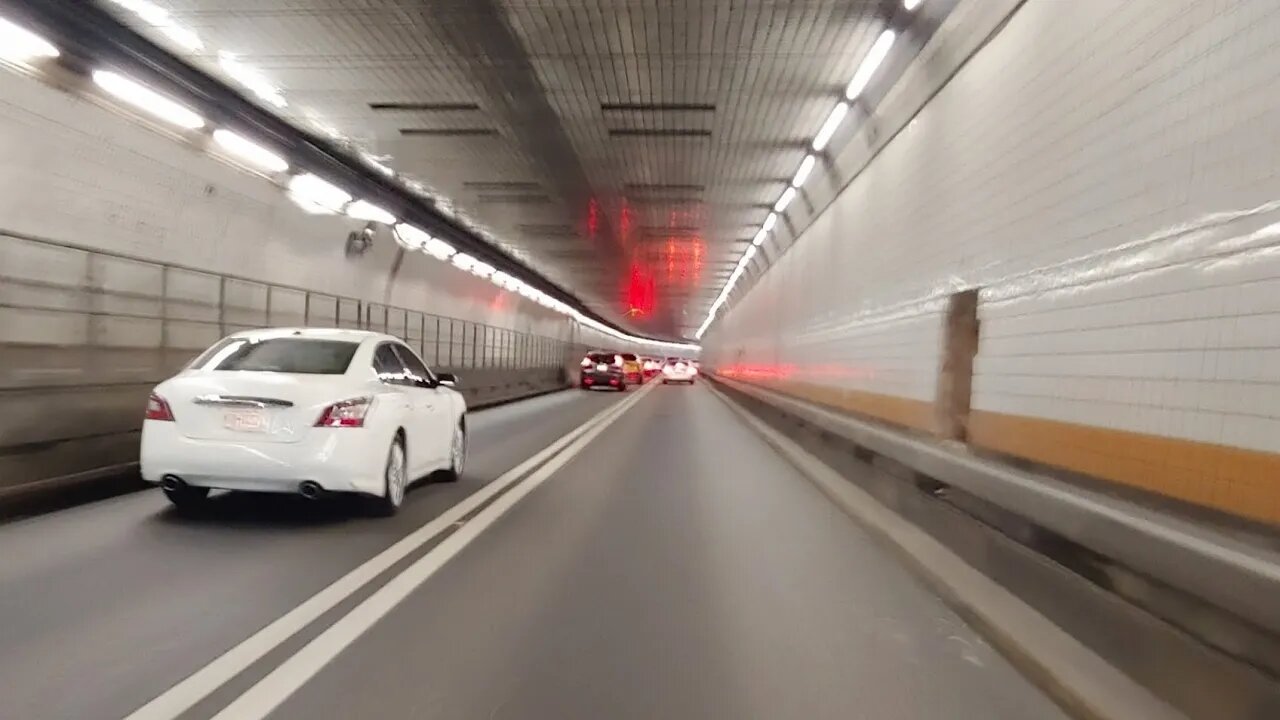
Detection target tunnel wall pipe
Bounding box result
[704,0,1280,525]
[0,65,646,500]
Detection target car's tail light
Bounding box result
[145,393,175,421]
[316,396,372,427]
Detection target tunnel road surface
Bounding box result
[0,384,1068,720]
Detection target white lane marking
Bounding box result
[210,381,657,720]
[122,386,650,720]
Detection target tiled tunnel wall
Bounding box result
[705,0,1280,524]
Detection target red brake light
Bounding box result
[145,393,175,421]
[316,397,372,428]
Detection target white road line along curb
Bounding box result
[210,381,657,720]
[123,383,654,720]
[705,383,1184,720]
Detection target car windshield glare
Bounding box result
[195,338,360,374]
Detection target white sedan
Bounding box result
[140,328,467,515]
[661,358,698,384]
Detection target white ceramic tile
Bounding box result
[711,0,1280,456]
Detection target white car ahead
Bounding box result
[661,357,698,384]
[140,328,467,515]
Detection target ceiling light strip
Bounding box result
[58,3,697,351]
[699,19,910,340]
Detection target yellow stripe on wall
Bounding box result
[745,379,1280,526]
[761,380,934,433]
[968,410,1280,526]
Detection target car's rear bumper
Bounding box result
[139,421,384,495]
[662,373,696,383]
[580,371,624,386]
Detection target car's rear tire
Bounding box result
[617,381,627,392]
[442,421,466,483]
[371,436,407,517]
[163,484,209,511]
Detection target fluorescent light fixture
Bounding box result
[218,53,286,108]
[287,173,350,214]
[0,18,60,62]
[306,113,343,140]
[491,271,519,290]
[107,1,202,50]
[469,260,495,279]
[774,186,797,213]
[107,0,168,24]
[792,154,816,188]
[394,223,431,251]
[752,228,768,246]
[904,0,924,9]
[424,237,456,260]
[92,70,205,129]
[812,102,848,152]
[451,252,477,272]
[212,130,288,173]
[846,30,896,100]
[160,24,202,51]
[346,199,396,225]
[361,152,394,177]
[762,212,778,232]
[744,245,758,262]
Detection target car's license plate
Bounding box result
[224,409,267,432]
[596,364,608,371]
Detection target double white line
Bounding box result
[126,382,656,720]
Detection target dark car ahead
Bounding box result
[579,351,627,390]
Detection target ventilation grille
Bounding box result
[603,103,714,138]
[464,181,541,192]
[399,128,497,137]
[625,183,706,193]
[477,193,551,205]
[370,102,481,112]
[601,103,715,112]
[608,129,711,138]
[518,224,578,238]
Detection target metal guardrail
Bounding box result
[0,229,578,390]
[712,375,1280,636]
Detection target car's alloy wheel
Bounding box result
[373,438,407,516]
[444,423,466,482]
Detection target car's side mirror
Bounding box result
[436,372,458,388]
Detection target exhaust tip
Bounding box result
[299,481,322,500]
[161,475,183,492]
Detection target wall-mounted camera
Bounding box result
[345,222,377,258]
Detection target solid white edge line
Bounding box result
[209,381,657,719]
[705,383,1182,720]
[122,385,651,720]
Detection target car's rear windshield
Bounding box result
[194,338,360,374]
[667,357,687,364]
[620,353,638,361]
[586,352,617,364]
